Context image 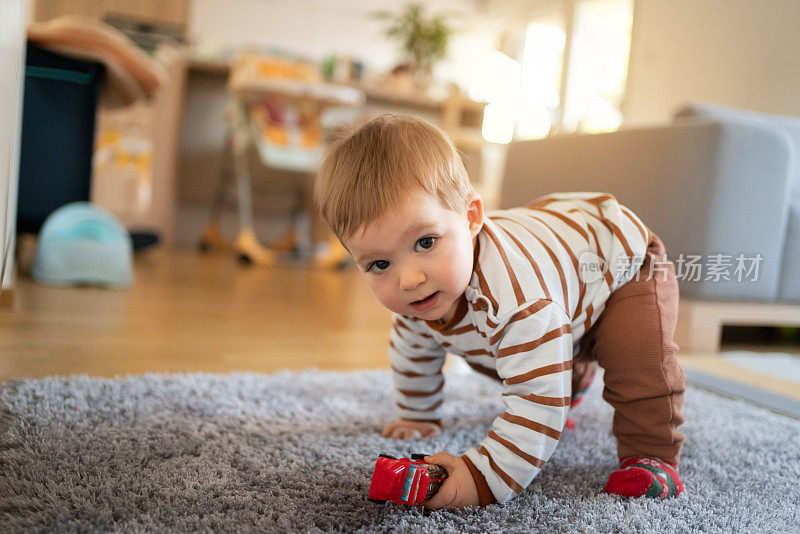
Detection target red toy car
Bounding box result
[368,453,448,505]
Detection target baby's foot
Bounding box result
[603,457,683,499]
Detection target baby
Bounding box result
[313,114,686,508]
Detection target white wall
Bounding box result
[189,0,498,89]
[0,0,27,295]
[624,0,800,124]
[179,1,505,246]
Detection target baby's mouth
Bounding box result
[412,291,439,305]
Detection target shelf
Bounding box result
[446,128,486,151]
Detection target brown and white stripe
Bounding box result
[388,192,650,503]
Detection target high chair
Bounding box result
[198,53,364,266]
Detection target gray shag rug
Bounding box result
[1,368,799,533]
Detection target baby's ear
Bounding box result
[466,193,484,236]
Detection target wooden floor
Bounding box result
[0,248,393,382]
[1,248,798,402]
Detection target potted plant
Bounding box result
[374,3,452,90]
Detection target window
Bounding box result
[516,0,634,140]
[517,21,567,139]
[563,0,634,134]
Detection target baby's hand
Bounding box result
[380,419,441,439]
[423,452,480,509]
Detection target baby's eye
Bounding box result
[415,236,436,252]
[368,260,390,273]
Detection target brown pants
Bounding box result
[572,233,685,465]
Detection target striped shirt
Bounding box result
[388,192,651,503]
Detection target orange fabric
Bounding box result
[27,16,164,108]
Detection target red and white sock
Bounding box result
[603,457,684,499]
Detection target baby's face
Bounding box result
[344,190,483,322]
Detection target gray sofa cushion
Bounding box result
[675,102,800,199]
[499,118,793,302]
[778,199,800,302]
[676,102,800,302]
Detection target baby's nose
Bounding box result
[400,269,426,291]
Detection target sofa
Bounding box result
[499,102,800,304]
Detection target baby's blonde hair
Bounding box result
[314,114,473,240]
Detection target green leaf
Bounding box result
[375,2,453,71]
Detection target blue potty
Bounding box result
[32,202,134,288]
